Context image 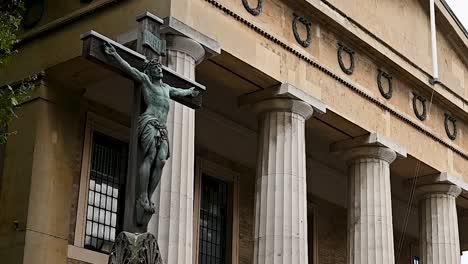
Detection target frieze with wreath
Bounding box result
[412,93,427,121]
[444,113,457,140]
[242,0,264,16]
[377,69,393,99]
[292,13,312,48]
[337,43,355,75]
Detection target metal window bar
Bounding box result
[199,175,228,264]
[84,132,128,253]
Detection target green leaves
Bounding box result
[0,78,35,143]
[0,0,31,144]
[0,0,24,66]
[10,97,18,106]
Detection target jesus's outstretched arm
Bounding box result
[103,42,145,83]
[169,86,199,98]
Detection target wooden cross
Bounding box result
[80,13,205,232]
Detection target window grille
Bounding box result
[84,132,128,253]
[199,175,229,264]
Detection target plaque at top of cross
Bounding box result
[81,13,206,232]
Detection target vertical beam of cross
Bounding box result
[123,13,165,233]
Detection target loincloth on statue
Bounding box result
[138,114,170,160]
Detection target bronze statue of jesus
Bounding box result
[103,42,199,226]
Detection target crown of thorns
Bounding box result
[144,58,162,71]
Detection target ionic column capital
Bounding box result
[165,35,205,63]
[416,183,462,199]
[252,98,314,120]
[341,145,397,164]
[160,16,220,64]
[239,83,326,120]
[331,133,406,164]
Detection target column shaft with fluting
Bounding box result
[418,183,462,264]
[253,98,313,264]
[148,35,205,264]
[345,146,397,264]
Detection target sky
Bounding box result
[445,0,468,32]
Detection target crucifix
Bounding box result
[81,12,205,264]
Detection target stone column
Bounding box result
[148,35,205,264]
[252,98,314,264]
[346,147,396,264]
[417,183,462,264]
[332,134,406,264]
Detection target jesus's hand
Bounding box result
[189,87,200,97]
[103,42,117,56]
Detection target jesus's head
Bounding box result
[144,58,163,80]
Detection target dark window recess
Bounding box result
[307,209,314,264]
[84,132,128,253]
[413,256,420,264]
[199,175,229,264]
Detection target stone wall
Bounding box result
[237,163,255,264]
[0,81,86,263]
[394,230,419,264]
[311,196,347,264]
[459,213,468,251]
[308,195,420,264]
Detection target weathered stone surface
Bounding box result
[108,232,162,264]
[417,183,462,264]
[251,98,314,264]
[313,197,347,264]
[346,146,397,264]
[333,135,401,264]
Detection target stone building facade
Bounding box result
[0,0,468,264]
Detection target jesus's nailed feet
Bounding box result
[136,194,155,226]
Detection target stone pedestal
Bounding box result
[147,35,204,264]
[332,134,405,264]
[108,232,162,264]
[252,98,314,264]
[417,183,462,264]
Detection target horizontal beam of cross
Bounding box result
[81,30,205,109]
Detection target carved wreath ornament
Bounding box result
[377,69,393,99]
[412,93,427,121]
[337,43,355,75]
[292,14,313,48]
[242,0,264,16]
[444,113,457,140]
